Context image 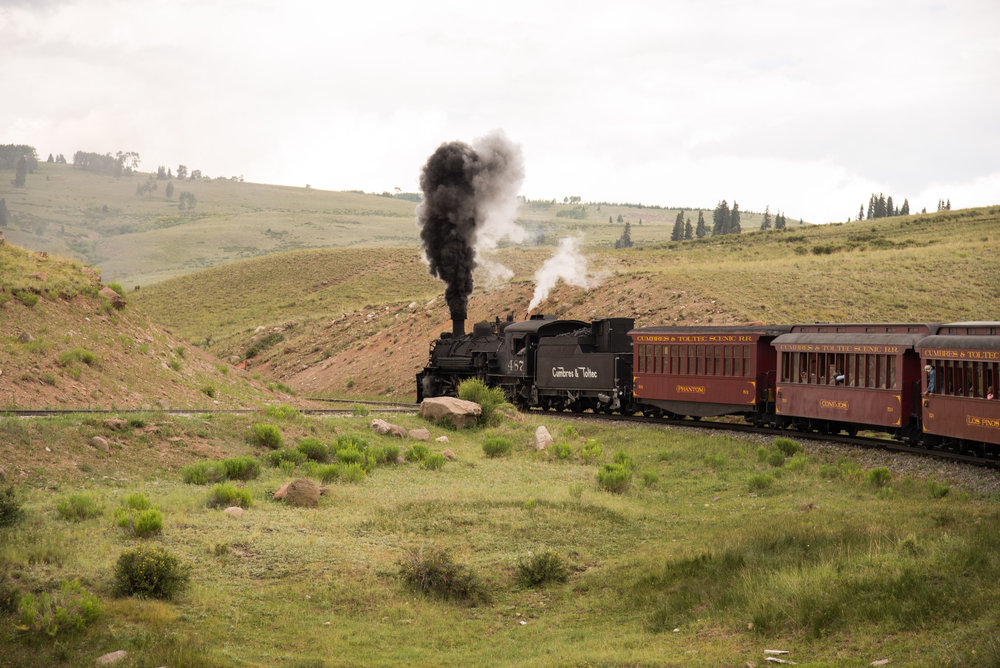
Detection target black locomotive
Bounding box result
[416,315,634,413]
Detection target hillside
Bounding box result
[0,241,299,409]
[134,205,1000,400]
[0,162,778,287]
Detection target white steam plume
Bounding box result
[528,236,596,311]
[471,131,526,284]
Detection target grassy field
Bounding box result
[2,408,997,667]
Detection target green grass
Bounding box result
[2,411,997,666]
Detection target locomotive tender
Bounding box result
[416,317,1000,457]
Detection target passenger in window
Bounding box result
[925,365,935,394]
[835,373,845,384]
[987,386,994,400]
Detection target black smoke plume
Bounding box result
[417,132,524,333]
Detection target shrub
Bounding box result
[867,467,892,488]
[785,454,808,472]
[613,450,635,470]
[113,546,190,600]
[16,579,101,636]
[201,385,216,398]
[314,464,341,483]
[207,482,252,509]
[641,469,659,487]
[13,290,39,307]
[264,448,306,467]
[169,359,182,372]
[928,480,950,499]
[121,492,151,511]
[405,443,430,462]
[560,425,580,441]
[351,403,370,417]
[334,444,364,465]
[397,546,486,603]
[180,461,224,485]
[748,473,775,491]
[578,441,603,464]
[337,433,369,450]
[422,453,446,470]
[339,462,367,483]
[774,437,803,456]
[370,444,401,464]
[56,494,102,522]
[297,437,330,463]
[482,436,513,458]
[221,456,261,481]
[115,507,163,538]
[245,332,284,359]
[0,486,24,527]
[516,550,569,587]
[597,463,632,494]
[457,378,509,427]
[108,282,125,296]
[249,423,283,449]
[552,442,574,460]
[264,403,300,420]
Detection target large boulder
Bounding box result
[98,286,126,310]
[420,397,481,429]
[370,419,408,438]
[282,478,321,508]
[534,426,554,451]
[407,428,431,441]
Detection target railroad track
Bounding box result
[2,405,420,418]
[529,409,1000,470]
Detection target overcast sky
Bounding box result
[2,0,998,222]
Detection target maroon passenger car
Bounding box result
[772,323,936,438]
[917,322,1000,456]
[628,325,791,422]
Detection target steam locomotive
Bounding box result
[416,315,1000,457]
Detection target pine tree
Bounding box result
[868,195,875,220]
[47,153,54,163]
[858,204,864,221]
[886,196,894,217]
[684,219,693,240]
[712,200,730,236]
[614,221,633,249]
[695,211,707,239]
[760,205,772,230]
[946,198,951,210]
[901,199,910,216]
[165,182,174,199]
[775,212,786,230]
[730,201,741,234]
[14,156,27,187]
[876,194,887,218]
[0,198,9,227]
[608,216,613,224]
[671,211,685,241]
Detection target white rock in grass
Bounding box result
[534,426,553,451]
[95,650,128,665]
[223,506,244,518]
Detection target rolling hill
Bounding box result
[133,205,1000,400]
[0,161,776,287]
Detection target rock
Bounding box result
[442,450,457,461]
[90,436,110,452]
[95,650,128,665]
[29,272,47,281]
[370,419,407,438]
[103,418,127,431]
[18,331,34,343]
[223,506,244,518]
[534,426,554,451]
[435,435,450,443]
[98,286,126,309]
[283,478,321,508]
[407,428,431,441]
[420,397,482,429]
[273,481,291,500]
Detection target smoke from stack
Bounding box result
[528,236,596,312]
[417,131,525,333]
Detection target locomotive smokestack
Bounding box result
[417,131,524,332]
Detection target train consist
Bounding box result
[416,315,1000,457]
